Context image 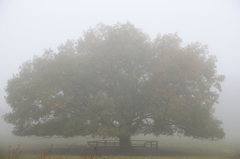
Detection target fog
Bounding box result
[0,0,240,156]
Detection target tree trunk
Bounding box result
[118,136,131,150]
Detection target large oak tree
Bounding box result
[4,22,225,149]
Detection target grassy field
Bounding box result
[1,154,240,159]
[0,133,240,159]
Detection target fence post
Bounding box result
[156,141,158,151]
[104,140,107,147]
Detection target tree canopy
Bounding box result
[4,22,225,148]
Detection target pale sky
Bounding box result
[0,0,240,138]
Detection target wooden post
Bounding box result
[156,141,158,151]
[104,140,107,147]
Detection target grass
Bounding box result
[1,155,240,159]
[0,135,240,159]
[1,144,240,159]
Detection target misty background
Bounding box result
[0,0,240,143]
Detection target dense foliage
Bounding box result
[4,22,225,148]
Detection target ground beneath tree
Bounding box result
[65,146,195,156]
[37,145,224,156]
